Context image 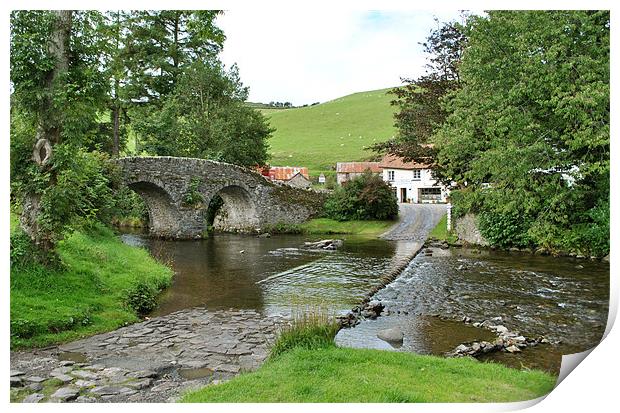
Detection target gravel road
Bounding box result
[380,203,447,241]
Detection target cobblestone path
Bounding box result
[10,308,288,403]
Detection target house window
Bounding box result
[412,169,421,180]
[420,187,442,200]
[388,171,395,181]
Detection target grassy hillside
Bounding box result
[264,88,398,177]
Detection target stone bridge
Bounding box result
[113,157,325,238]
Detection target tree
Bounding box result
[372,19,466,167]
[134,60,272,166]
[434,11,609,254]
[11,10,116,252]
[123,10,224,106]
[325,171,398,221]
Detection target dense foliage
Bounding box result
[10,10,271,250]
[381,11,609,255]
[372,20,465,164]
[134,60,272,166]
[324,172,398,221]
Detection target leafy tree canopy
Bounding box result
[435,11,609,255]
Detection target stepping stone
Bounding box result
[23,393,45,403]
[60,361,75,367]
[27,382,44,391]
[51,373,74,384]
[72,370,99,380]
[74,379,97,388]
[10,369,26,376]
[127,370,157,379]
[76,396,97,403]
[101,367,125,377]
[89,385,131,396]
[10,376,24,387]
[377,327,404,344]
[25,376,46,383]
[50,386,80,402]
[125,378,152,390]
[215,364,240,374]
[51,366,73,375]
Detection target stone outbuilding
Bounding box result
[336,162,382,185]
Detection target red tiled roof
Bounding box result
[268,166,309,181]
[336,162,382,174]
[379,154,430,169]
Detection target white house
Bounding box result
[379,154,448,203]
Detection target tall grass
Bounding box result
[270,308,340,359]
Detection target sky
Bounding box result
[216,10,465,106]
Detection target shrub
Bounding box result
[270,309,340,359]
[562,197,610,257]
[324,171,398,221]
[19,145,119,249]
[478,211,533,249]
[124,281,159,316]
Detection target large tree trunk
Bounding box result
[22,11,73,252]
[112,104,120,157]
[39,10,72,145]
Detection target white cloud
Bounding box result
[216,10,463,105]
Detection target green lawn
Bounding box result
[180,346,556,403]
[428,214,458,243]
[299,218,394,236]
[10,216,173,349]
[264,88,398,177]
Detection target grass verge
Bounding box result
[10,216,173,349]
[266,218,394,237]
[181,309,555,403]
[180,346,555,403]
[428,214,458,243]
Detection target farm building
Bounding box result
[256,165,312,188]
[379,154,448,203]
[336,162,382,185]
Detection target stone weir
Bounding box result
[113,157,326,238]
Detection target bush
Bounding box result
[270,309,340,359]
[478,211,532,248]
[19,144,119,248]
[324,171,398,221]
[124,281,159,316]
[10,231,36,267]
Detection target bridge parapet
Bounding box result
[113,157,326,238]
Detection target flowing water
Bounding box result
[120,231,398,316]
[120,231,609,374]
[336,247,609,374]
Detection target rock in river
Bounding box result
[377,327,404,344]
[304,239,343,250]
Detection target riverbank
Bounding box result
[10,215,173,349]
[181,345,555,403]
[266,218,394,237]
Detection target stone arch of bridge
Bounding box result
[207,183,259,232]
[126,180,182,236]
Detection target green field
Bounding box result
[263,88,398,177]
[181,346,555,403]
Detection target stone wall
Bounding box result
[455,213,489,246]
[114,157,327,238]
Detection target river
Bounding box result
[121,230,609,375]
